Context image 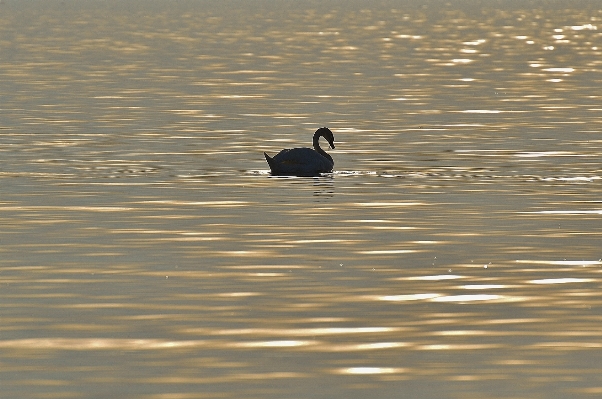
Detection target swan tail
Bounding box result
[264,152,276,170]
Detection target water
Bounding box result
[1,1,602,398]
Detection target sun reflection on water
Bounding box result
[1,2,602,398]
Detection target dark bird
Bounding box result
[264,127,335,176]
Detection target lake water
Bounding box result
[1,1,601,398]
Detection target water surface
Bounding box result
[1,1,602,398]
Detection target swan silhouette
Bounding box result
[264,127,335,176]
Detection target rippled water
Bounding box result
[1,1,602,398]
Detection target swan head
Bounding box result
[315,127,335,149]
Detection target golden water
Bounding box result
[1,1,601,398]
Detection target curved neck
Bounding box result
[313,133,332,162]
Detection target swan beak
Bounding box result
[329,142,335,149]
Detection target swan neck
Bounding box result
[313,133,332,161]
[313,134,325,154]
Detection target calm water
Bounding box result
[1,1,602,398]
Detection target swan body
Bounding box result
[264,127,335,176]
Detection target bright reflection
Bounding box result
[216,327,398,336]
[338,367,404,375]
[461,284,506,289]
[431,294,503,302]
[217,292,259,297]
[407,274,463,281]
[543,68,575,73]
[0,205,134,212]
[355,202,425,207]
[540,176,600,182]
[452,58,473,64]
[459,109,502,113]
[378,294,527,304]
[418,344,500,350]
[140,200,248,207]
[516,260,602,266]
[463,39,486,45]
[395,34,423,39]
[529,278,594,285]
[233,340,314,348]
[325,342,410,352]
[359,250,417,254]
[570,24,597,30]
[288,239,345,244]
[378,293,441,301]
[434,330,487,336]
[352,342,406,350]
[0,338,201,350]
[515,151,576,157]
[527,210,602,215]
[532,342,602,349]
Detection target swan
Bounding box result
[264,127,335,176]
